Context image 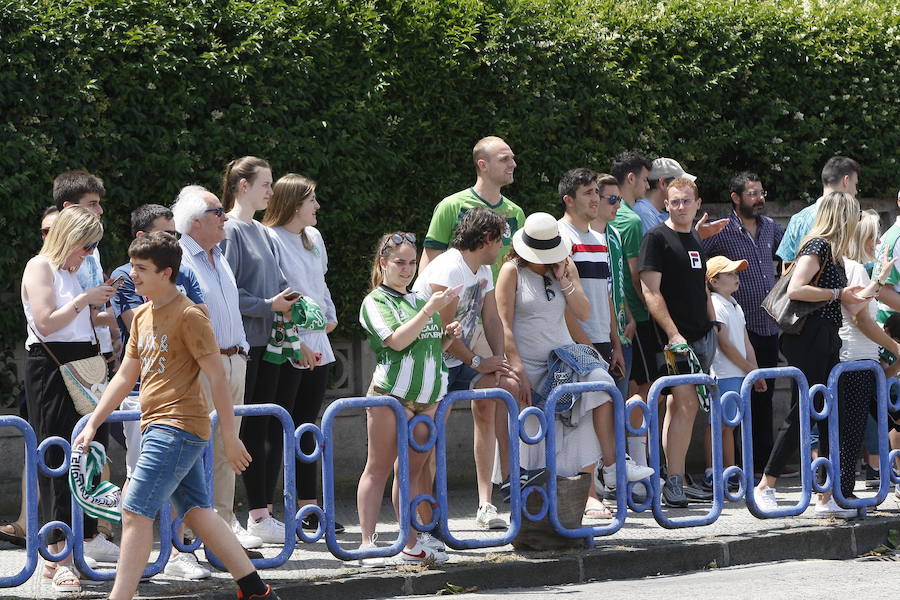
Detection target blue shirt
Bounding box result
[702,211,785,337]
[179,234,249,352]
[110,261,206,348]
[632,198,668,233]
[775,197,822,263]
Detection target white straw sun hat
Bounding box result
[511,212,571,265]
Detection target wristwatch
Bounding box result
[470,355,482,369]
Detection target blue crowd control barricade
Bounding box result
[70,409,173,581]
[0,415,40,587]
[542,381,631,544]
[294,421,327,544]
[434,388,521,550]
[887,377,900,490]
[647,373,725,528]
[741,367,817,518]
[827,361,889,514]
[319,396,411,563]
[206,403,297,571]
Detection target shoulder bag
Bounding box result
[761,258,826,335]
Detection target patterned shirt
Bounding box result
[702,211,785,336]
[776,197,822,263]
[360,285,448,404]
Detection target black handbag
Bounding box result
[761,259,826,334]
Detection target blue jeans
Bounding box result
[123,425,211,520]
[710,376,743,424]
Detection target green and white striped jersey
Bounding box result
[359,285,448,405]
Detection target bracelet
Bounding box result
[561,281,575,293]
[564,286,577,296]
[831,288,840,303]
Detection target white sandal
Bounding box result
[51,565,81,593]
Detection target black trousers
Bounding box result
[25,342,107,544]
[836,368,875,498]
[277,364,330,502]
[764,314,840,478]
[747,331,780,471]
[240,346,285,510]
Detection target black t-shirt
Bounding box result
[639,224,712,343]
[797,237,847,326]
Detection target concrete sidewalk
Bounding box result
[3,480,900,599]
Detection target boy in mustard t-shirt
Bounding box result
[75,232,278,600]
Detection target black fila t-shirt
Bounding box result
[639,224,713,343]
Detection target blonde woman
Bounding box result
[753,192,868,514]
[20,206,116,592]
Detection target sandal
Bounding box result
[583,500,613,519]
[0,522,25,547]
[51,565,81,593]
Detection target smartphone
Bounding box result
[285,291,301,301]
[108,274,127,290]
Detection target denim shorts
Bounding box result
[710,376,743,424]
[122,424,211,520]
[447,363,481,392]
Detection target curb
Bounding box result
[208,516,900,600]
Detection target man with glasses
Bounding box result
[702,172,784,475]
[172,186,264,557]
[633,158,695,233]
[640,178,717,507]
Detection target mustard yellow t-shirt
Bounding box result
[126,294,219,439]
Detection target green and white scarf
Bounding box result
[263,296,327,365]
[68,441,121,523]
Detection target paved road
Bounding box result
[401,556,899,600]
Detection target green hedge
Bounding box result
[1,0,898,403]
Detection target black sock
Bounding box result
[237,571,267,598]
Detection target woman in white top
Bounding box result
[834,210,900,510]
[262,173,343,533]
[20,206,116,593]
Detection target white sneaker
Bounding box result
[356,534,387,567]
[814,497,857,519]
[417,532,445,552]
[602,455,656,483]
[83,556,98,570]
[475,503,507,530]
[83,533,120,562]
[164,551,211,579]
[400,541,448,564]
[231,517,263,549]
[753,487,779,511]
[246,515,285,544]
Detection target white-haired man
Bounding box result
[172,186,262,555]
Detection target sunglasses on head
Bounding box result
[599,194,623,205]
[204,207,225,217]
[83,242,99,253]
[381,232,416,252]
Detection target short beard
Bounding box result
[737,203,762,219]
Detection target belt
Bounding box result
[219,346,245,357]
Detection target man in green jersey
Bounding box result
[420,136,525,282]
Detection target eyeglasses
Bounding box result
[83,242,99,252]
[204,207,225,217]
[667,197,696,209]
[381,232,416,253]
[599,194,623,205]
[542,274,556,301]
[743,190,768,199]
[163,230,182,240]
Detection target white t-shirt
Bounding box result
[557,219,612,344]
[840,258,879,362]
[710,292,748,379]
[412,248,493,368]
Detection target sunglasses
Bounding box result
[599,194,623,205]
[204,207,225,217]
[83,242,99,252]
[163,229,182,240]
[542,274,556,302]
[381,232,416,252]
[40,227,51,236]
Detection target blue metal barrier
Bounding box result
[6,359,900,587]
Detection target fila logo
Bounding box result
[688,251,702,269]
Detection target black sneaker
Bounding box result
[300,513,345,535]
[865,465,880,489]
[243,547,263,560]
[683,474,713,502]
[237,584,280,599]
[662,474,689,508]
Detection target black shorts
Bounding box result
[630,319,663,385]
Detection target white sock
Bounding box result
[705,467,713,477]
[627,435,648,467]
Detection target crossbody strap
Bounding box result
[27,308,101,366]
